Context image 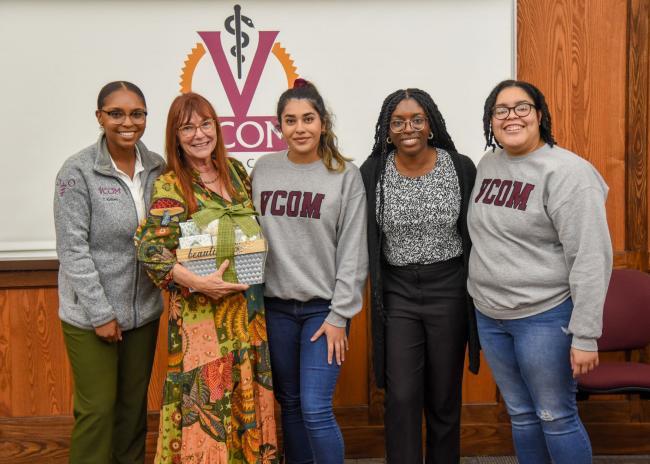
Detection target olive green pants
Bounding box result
[62,319,159,464]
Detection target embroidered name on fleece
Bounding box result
[473,178,535,211]
[259,191,325,218]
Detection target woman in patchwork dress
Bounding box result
[136,92,278,463]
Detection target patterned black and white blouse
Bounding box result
[378,149,463,266]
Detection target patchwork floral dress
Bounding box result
[135,159,278,464]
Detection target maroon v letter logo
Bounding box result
[198,30,279,117]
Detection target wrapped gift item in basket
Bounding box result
[232,227,267,284]
[176,202,267,285]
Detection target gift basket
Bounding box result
[175,201,267,285]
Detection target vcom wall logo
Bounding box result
[179,5,299,164]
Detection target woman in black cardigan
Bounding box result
[360,88,479,464]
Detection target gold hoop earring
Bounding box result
[386,136,392,144]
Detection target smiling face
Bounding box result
[491,86,543,156]
[96,88,146,153]
[389,98,431,157]
[178,111,218,166]
[280,98,323,162]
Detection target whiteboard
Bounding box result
[0,0,514,260]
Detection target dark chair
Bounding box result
[577,268,650,398]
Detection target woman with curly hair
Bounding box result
[468,79,612,464]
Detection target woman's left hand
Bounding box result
[570,347,599,377]
[311,322,348,366]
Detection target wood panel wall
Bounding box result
[1,0,650,461]
[517,0,650,455]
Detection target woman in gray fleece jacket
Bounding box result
[53,81,165,464]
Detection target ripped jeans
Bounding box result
[476,298,593,464]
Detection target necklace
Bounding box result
[201,175,219,184]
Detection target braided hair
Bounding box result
[483,79,556,151]
[370,88,457,160]
[368,88,457,310]
[369,88,457,225]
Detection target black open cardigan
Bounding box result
[359,150,480,389]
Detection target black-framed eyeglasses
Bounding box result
[100,109,147,124]
[389,117,427,133]
[178,119,216,138]
[492,102,536,120]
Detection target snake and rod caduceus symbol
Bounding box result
[225,4,255,80]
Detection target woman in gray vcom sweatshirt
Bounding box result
[251,79,368,464]
[468,80,612,464]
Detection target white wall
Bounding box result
[0,0,514,259]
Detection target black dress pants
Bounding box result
[383,257,468,464]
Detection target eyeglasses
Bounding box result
[389,117,427,133]
[100,109,147,124]
[178,119,216,138]
[492,102,536,120]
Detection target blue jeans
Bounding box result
[265,297,344,464]
[476,299,593,464]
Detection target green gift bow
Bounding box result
[191,200,260,283]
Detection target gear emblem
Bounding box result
[179,41,299,93]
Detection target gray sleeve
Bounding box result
[326,170,369,327]
[54,164,116,327]
[549,186,613,351]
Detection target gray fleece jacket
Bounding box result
[54,136,165,330]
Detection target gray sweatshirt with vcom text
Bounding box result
[251,151,369,327]
[467,144,613,351]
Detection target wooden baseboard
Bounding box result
[2,414,649,463]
